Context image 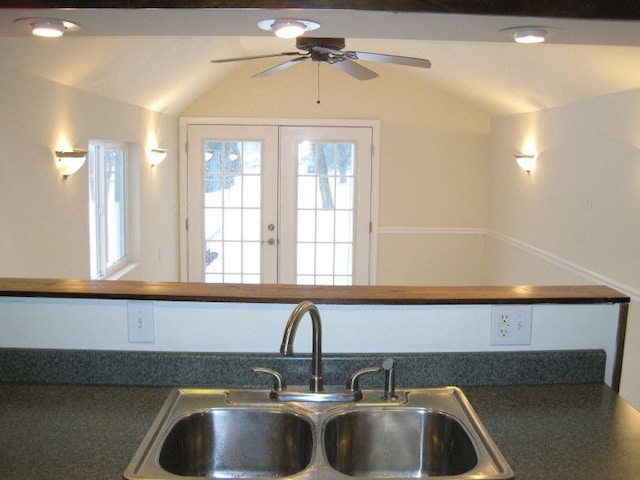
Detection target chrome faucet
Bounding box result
[254,301,387,402]
[280,300,323,392]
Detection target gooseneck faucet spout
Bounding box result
[280,301,323,392]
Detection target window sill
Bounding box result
[104,263,138,281]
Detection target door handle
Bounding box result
[263,223,277,245]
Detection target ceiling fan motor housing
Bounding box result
[296,37,346,51]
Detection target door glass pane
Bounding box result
[297,243,315,275]
[297,210,316,242]
[243,209,261,241]
[104,148,126,268]
[203,139,263,283]
[296,142,355,285]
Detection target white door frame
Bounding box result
[179,117,380,283]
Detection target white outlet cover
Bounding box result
[490,305,532,346]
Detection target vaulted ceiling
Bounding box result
[1,5,639,116]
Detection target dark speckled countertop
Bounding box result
[1,349,639,479]
[464,384,640,480]
[0,383,639,479]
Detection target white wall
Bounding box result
[0,69,180,281]
[0,296,621,386]
[182,61,491,285]
[376,229,486,285]
[487,89,640,410]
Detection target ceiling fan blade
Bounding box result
[252,56,310,78]
[312,46,346,56]
[331,58,379,81]
[212,52,302,63]
[349,51,431,69]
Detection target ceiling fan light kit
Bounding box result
[257,18,320,38]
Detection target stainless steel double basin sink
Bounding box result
[123,386,513,479]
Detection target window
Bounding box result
[89,141,129,279]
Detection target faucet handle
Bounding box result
[382,358,398,401]
[252,367,287,393]
[347,366,381,392]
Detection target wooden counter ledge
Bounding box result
[0,278,629,305]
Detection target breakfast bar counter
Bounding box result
[0,382,638,480]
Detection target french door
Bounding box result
[185,122,374,285]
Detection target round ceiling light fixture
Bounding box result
[258,18,320,39]
[14,17,81,37]
[504,26,549,44]
[31,19,65,37]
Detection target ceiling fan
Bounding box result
[211,37,431,81]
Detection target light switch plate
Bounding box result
[127,301,155,343]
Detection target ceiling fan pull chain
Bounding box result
[316,63,321,105]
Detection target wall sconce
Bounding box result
[55,148,87,179]
[148,148,168,167]
[515,153,536,173]
[257,18,320,38]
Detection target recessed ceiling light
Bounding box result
[503,26,549,44]
[14,17,81,37]
[31,19,66,37]
[257,19,320,39]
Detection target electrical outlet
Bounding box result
[127,301,155,343]
[490,305,532,345]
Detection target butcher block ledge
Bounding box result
[0,277,629,305]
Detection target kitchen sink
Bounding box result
[324,408,477,477]
[123,387,513,480]
[159,408,313,477]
